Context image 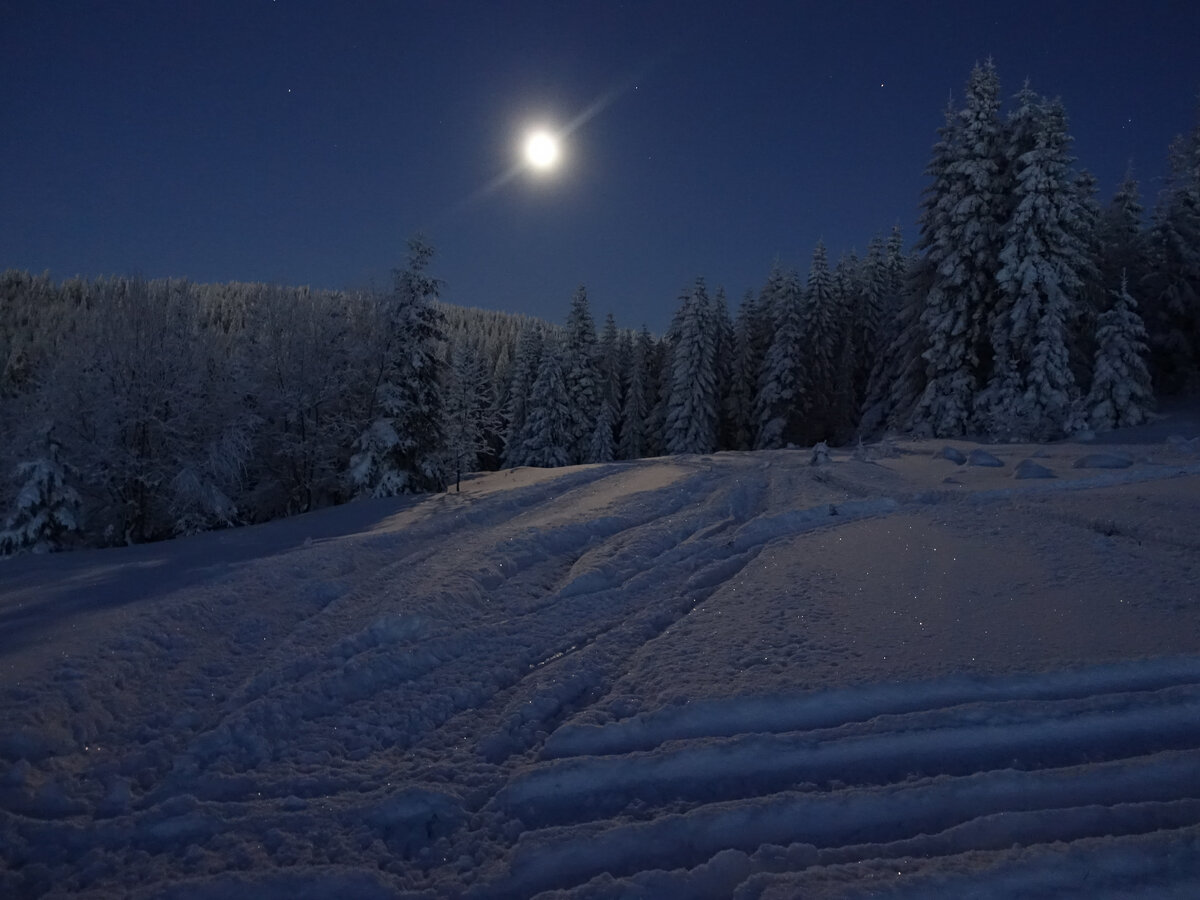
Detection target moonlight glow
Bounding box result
[524,130,560,171]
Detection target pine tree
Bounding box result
[586,399,616,463]
[755,268,806,448]
[643,333,669,458]
[983,93,1086,439]
[598,313,624,413]
[856,237,888,399]
[503,325,544,466]
[349,237,447,496]
[618,327,654,460]
[728,288,770,450]
[519,337,572,468]
[0,431,82,556]
[858,228,915,437]
[1100,168,1148,297]
[1069,169,1106,389]
[799,241,840,443]
[910,62,1007,437]
[1086,273,1155,432]
[591,312,623,459]
[830,251,863,442]
[442,343,496,491]
[664,279,719,454]
[710,286,737,450]
[563,286,600,464]
[1142,115,1200,393]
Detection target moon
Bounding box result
[524,130,560,171]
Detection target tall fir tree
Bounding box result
[710,286,737,450]
[799,241,840,443]
[910,62,1007,437]
[858,226,915,437]
[830,251,863,442]
[755,267,806,448]
[1142,114,1200,393]
[586,399,616,463]
[442,343,496,491]
[664,279,720,454]
[503,324,544,466]
[982,93,1086,439]
[563,286,600,464]
[349,237,448,495]
[1068,169,1106,389]
[856,237,889,403]
[0,430,82,555]
[728,288,770,450]
[517,336,573,468]
[618,327,654,460]
[1086,273,1155,432]
[1100,168,1148,298]
[643,333,669,458]
[592,312,623,459]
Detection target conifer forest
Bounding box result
[2,62,1198,554]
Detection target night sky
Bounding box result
[3,1,1198,333]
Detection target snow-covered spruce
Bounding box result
[664,278,720,455]
[1085,273,1155,432]
[518,335,573,468]
[442,343,497,491]
[980,89,1087,440]
[348,237,448,497]
[0,431,82,555]
[754,265,806,449]
[563,286,601,466]
[909,62,1006,438]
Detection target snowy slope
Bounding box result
[2,432,1200,898]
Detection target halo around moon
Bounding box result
[523,129,561,171]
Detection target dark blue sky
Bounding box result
[3,1,1198,333]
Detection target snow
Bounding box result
[2,422,1200,897]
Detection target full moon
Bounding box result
[524,130,560,170]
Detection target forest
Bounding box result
[2,61,1198,554]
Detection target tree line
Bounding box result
[2,61,1198,554]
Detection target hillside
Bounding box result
[2,424,1200,897]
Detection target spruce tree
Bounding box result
[728,288,770,450]
[857,237,888,399]
[520,336,573,468]
[664,279,719,454]
[592,312,623,459]
[643,333,669,458]
[710,286,737,450]
[1069,169,1106,388]
[1142,116,1200,393]
[349,237,448,496]
[800,241,839,443]
[442,343,495,491]
[586,399,616,463]
[984,94,1086,439]
[563,286,600,464]
[618,327,654,460]
[0,431,82,556]
[1086,273,1155,432]
[830,251,863,442]
[1100,168,1148,297]
[910,62,1006,437]
[503,325,544,466]
[755,268,806,448]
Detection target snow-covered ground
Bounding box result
[2,423,1200,898]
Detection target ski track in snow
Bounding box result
[1,443,1199,898]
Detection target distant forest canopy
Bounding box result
[1,61,1198,554]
